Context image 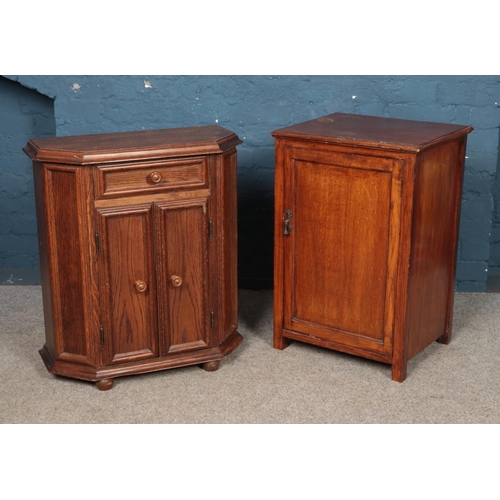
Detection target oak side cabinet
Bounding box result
[24,125,243,390]
[271,113,473,382]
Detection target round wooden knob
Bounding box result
[150,171,162,183]
[171,275,183,287]
[135,280,148,293]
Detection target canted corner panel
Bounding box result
[43,165,93,366]
[97,203,159,365]
[155,199,210,355]
[221,151,239,340]
[283,152,403,355]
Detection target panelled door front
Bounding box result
[97,196,211,364]
[97,203,159,365]
[155,197,211,356]
[282,146,403,356]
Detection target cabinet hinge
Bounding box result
[100,326,104,346]
[208,218,213,239]
[283,210,293,235]
[95,232,100,254]
[210,309,215,329]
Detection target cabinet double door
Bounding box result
[280,146,403,357]
[96,195,211,366]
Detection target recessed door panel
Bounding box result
[283,147,402,355]
[97,204,158,364]
[156,199,210,354]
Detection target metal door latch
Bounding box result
[283,210,292,235]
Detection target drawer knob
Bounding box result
[171,275,183,287]
[135,280,148,293]
[150,171,162,183]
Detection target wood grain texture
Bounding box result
[273,139,289,350]
[272,112,473,153]
[97,203,159,365]
[43,165,95,366]
[96,157,208,198]
[39,331,243,382]
[272,113,472,382]
[390,153,418,383]
[33,162,57,360]
[221,151,239,341]
[26,126,243,389]
[283,147,401,356]
[405,138,467,358]
[156,199,209,354]
[23,125,243,165]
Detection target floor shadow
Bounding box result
[238,289,273,331]
[486,275,500,292]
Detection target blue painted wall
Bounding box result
[488,128,500,277]
[0,77,55,269]
[2,75,499,290]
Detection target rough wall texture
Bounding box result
[2,75,499,290]
[488,127,500,276]
[0,77,55,268]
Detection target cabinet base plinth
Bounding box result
[39,331,243,390]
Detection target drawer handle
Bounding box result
[135,280,148,293]
[171,275,183,287]
[150,171,162,183]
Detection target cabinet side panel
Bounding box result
[44,167,88,360]
[406,139,465,359]
[222,151,238,339]
[33,162,56,358]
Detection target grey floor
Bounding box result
[0,282,498,498]
[1,285,499,424]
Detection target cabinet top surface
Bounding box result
[271,113,473,152]
[24,125,242,165]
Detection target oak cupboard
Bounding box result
[24,125,243,390]
[271,113,473,381]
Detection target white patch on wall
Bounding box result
[72,83,81,91]
[144,80,152,88]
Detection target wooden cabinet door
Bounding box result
[97,203,159,365]
[155,197,211,355]
[282,146,403,356]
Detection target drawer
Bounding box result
[95,157,208,198]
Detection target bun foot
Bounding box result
[201,361,220,372]
[96,379,114,391]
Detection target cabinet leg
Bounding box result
[436,330,451,345]
[96,379,114,391]
[391,362,407,383]
[274,335,290,350]
[201,361,220,372]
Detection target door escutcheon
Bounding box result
[284,210,293,235]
